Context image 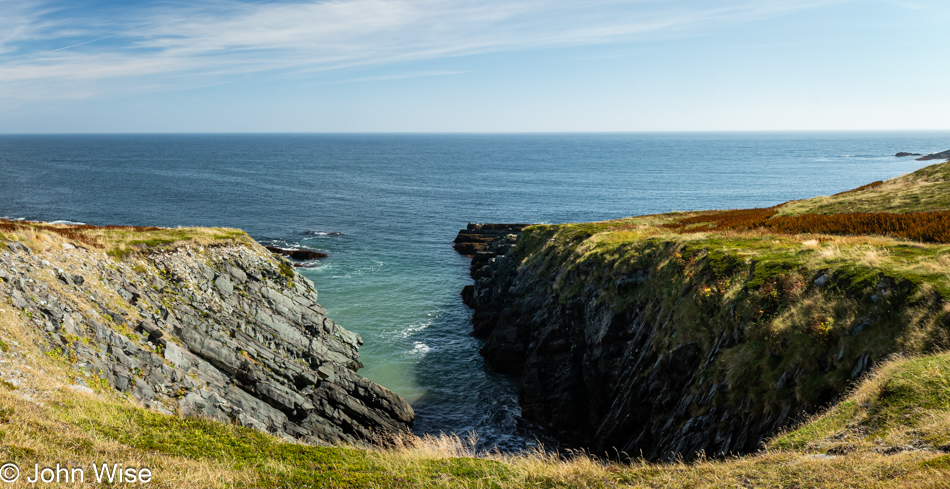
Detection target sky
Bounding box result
[0,0,948,133]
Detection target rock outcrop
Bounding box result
[453,223,529,257]
[916,150,950,161]
[895,152,922,157]
[458,224,922,461]
[0,235,412,446]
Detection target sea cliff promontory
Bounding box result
[0,221,412,446]
[458,159,950,461]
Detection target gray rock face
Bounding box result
[0,239,413,446]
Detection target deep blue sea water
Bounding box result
[1,132,948,450]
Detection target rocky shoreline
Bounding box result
[896,149,950,161]
[0,231,412,446]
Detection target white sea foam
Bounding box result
[399,317,434,338]
[410,342,430,355]
[352,260,384,276]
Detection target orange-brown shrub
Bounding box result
[664,209,950,243]
[765,212,950,243]
[663,208,778,233]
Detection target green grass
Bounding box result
[5,364,950,488]
[772,353,950,453]
[0,387,518,489]
[65,398,389,487]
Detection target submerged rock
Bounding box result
[895,152,922,157]
[265,246,329,261]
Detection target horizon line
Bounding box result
[2,129,949,136]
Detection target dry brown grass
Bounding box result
[0,218,249,259]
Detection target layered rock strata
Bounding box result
[459,225,909,461]
[0,237,412,446]
[454,224,527,338]
[453,223,529,257]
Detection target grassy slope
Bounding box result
[5,165,950,487]
[778,161,950,215]
[774,353,950,454]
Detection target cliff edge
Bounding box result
[459,160,950,460]
[0,221,412,446]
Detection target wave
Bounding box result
[302,230,344,237]
[399,317,435,338]
[49,220,87,225]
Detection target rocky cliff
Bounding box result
[457,164,950,461]
[0,222,412,446]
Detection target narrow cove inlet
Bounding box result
[2,133,945,453]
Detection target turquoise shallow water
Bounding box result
[0,132,947,450]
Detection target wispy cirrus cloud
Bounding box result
[0,0,845,103]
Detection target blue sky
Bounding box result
[1,0,948,132]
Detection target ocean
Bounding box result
[1,132,947,450]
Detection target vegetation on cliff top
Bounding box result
[503,160,950,468]
[0,218,249,258]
